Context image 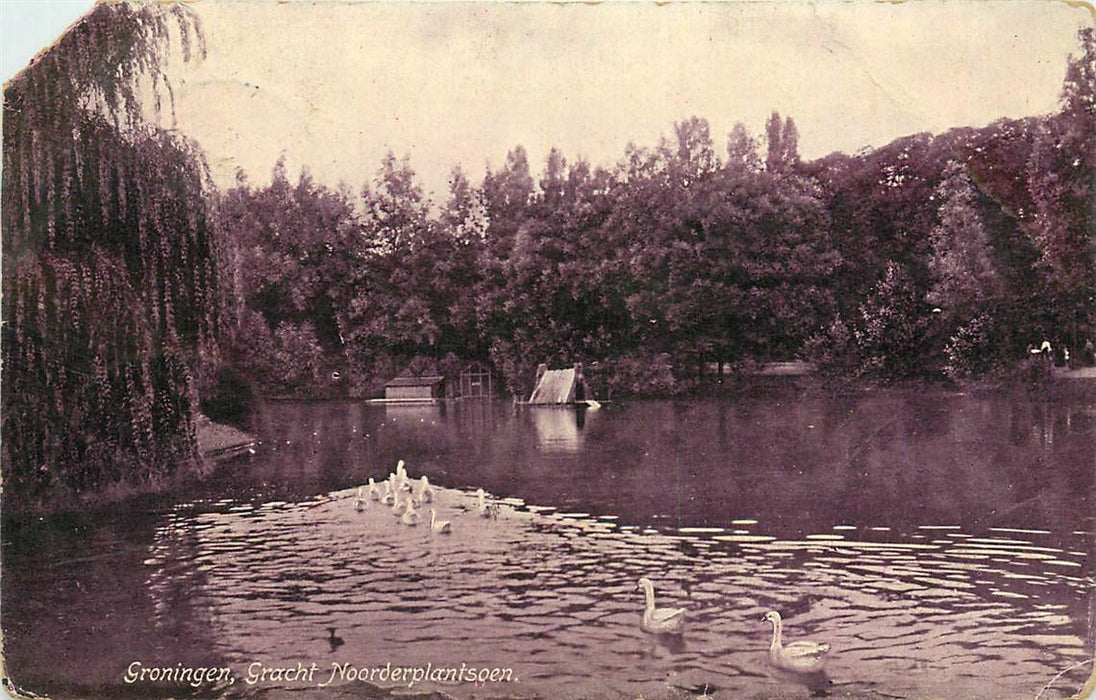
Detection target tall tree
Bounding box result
[726,122,762,174]
[926,160,1002,312]
[477,145,535,378]
[539,147,568,210]
[924,160,1008,377]
[442,165,489,244]
[362,151,431,254]
[670,116,719,184]
[218,159,360,395]
[855,262,930,380]
[439,167,490,360]
[482,145,534,258]
[765,111,784,172]
[337,153,477,380]
[2,2,216,500]
[779,116,800,170]
[1025,27,1096,348]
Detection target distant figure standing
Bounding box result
[1084,339,1095,366]
[1039,339,1056,383]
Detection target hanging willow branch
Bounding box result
[3,1,217,503]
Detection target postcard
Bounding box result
[2,2,1094,699]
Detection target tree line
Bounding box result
[217,29,1094,400]
[3,2,1092,502]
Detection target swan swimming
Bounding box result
[419,476,435,503]
[635,577,686,635]
[763,611,829,673]
[430,509,451,534]
[476,488,498,519]
[392,495,408,517]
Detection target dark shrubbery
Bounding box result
[200,365,256,427]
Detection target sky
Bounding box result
[4,1,1093,200]
[0,0,94,81]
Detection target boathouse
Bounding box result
[384,375,445,401]
[528,363,590,404]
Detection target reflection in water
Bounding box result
[145,490,1091,700]
[384,402,446,425]
[2,394,1093,699]
[529,407,587,454]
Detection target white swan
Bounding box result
[636,577,686,635]
[381,480,396,506]
[392,495,408,516]
[367,478,382,501]
[390,461,412,493]
[401,503,421,526]
[763,611,829,673]
[418,476,435,503]
[476,488,498,519]
[430,509,451,534]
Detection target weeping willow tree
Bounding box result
[2,2,220,503]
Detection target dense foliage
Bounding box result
[2,2,217,501]
[220,27,1093,398]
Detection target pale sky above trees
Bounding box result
[5,1,1092,197]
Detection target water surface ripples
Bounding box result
[4,395,1093,700]
[137,481,1093,700]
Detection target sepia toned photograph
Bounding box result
[2,1,1094,699]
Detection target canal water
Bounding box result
[3,392,1093,699]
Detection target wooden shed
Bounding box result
[384,375,444,401]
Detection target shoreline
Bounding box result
[5,372,1092,517]
[1,417,257,518]
[195,414,258,460]
[261,366,1096,403]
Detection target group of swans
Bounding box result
[352,461,500,531]
[358,465,827,674]
[354,460,451,533]
[637,578,830,674]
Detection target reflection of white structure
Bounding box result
[530,408,584,453]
